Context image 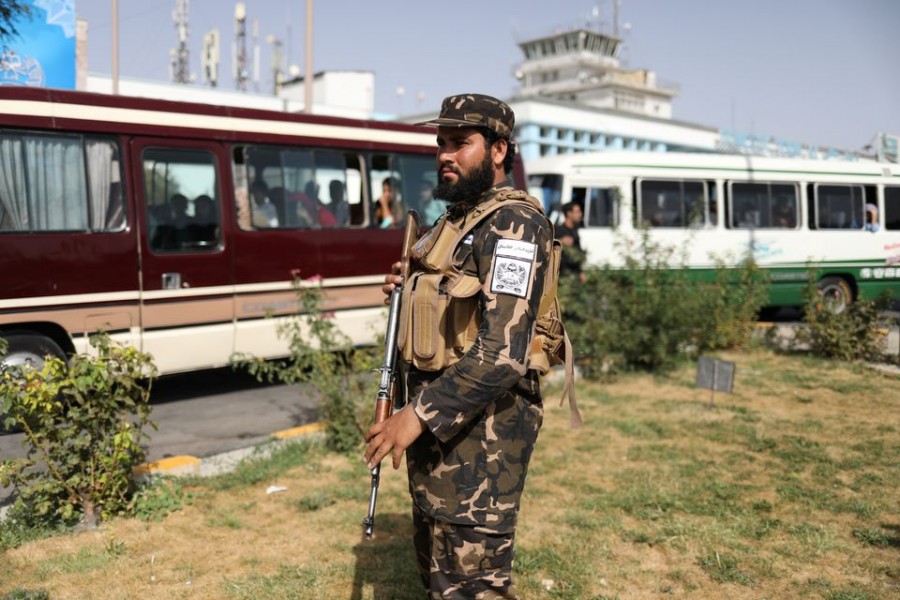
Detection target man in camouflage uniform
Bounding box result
[364,93,552,599]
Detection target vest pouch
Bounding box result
[446,296,478,360]
[419,220,462,271]
[529,309,564,375]
[397,273,415,364]
[445,273,482,361]
[410,273,447,371]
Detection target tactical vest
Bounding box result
[397,189,582,428]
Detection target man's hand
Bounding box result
[364,403,425,470]
[381,261,403,305]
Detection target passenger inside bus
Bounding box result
[865,203,880,232]
[304,181,337,227]
[773,203,796,228]
[150,193,192,250]
[250,180,279,228]
[328,179,350,227]
[187,194,219,245]
[420,179,446,225]
[375,177,399,228]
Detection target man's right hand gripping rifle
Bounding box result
[362,211,425,539]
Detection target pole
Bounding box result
[111,0,119,94]
[304,0,313,113]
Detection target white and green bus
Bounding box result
[527,151,900,312]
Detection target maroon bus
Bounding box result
[0,87,525,374]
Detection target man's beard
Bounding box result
[434,153,494,204]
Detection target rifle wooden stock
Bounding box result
[363,210,420,539]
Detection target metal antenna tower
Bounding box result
[266,34,284,95]
[202,29,221,87]
[234,2,249,91]
[170,0,190,84]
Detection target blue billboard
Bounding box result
[1,0,76,89]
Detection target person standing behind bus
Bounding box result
[557,201,586,281]
[365,93,554,599]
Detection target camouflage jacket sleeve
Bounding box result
[411,201,551,442]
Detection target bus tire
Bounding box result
[817,276,852,314]
[2,332,67,369]
[1,333,67,434]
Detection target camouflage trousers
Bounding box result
[412,502,518,599]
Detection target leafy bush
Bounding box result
[232,276,378,453]
[0,333,157,529]
[129,477,192,522]
[561,230,768,376]
[0,589,51,600]
[796,277,893,362]
[692,256,769,352]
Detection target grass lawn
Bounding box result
[1,349,898,599]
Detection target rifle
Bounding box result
[363,210,420,539]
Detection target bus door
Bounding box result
[568,181,619,266]
[131,139,234,373]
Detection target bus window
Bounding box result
[729,182,798,229]
[0,133,123,233]
[313,151,355,228]
[143,148,219,252]
[370,153,435,228]
[527,173,562,213]
[235,145,365,230]
[584,187,616,227]
[812,184,865,229]
[885,187,900,230]
[638,179,705,228]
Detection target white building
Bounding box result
[511,96,718,161]
[399,24,719,162]
[84,69,375,120]
[509,26,718,161]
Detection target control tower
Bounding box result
[514,27,678,118]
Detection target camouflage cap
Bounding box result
[416,93,515,139]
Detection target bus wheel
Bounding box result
[3,333,67,370]
[817,277,852,314]
[1,333,67,434]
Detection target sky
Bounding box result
[72,0,900,152]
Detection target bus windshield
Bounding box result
[528,173,562,212]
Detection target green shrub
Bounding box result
[129,477,192,522]
[561,231,767,376]
[796,277,893,362]
[692,256,769,352]
[232,276,378,453]
[0,333,157,529]
[0,589,51,600]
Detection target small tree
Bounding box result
[0,334,157,529]
[0,1,31,45]
[232,276,378,453]
[795,275,893,362]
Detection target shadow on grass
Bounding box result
[351,512,423,600]
[877,523,900,549]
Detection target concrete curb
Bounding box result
[133,421,327,480]
[0,422,328,522]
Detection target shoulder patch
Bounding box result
[490,238,536,298]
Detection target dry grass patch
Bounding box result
[1,350,898,599]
